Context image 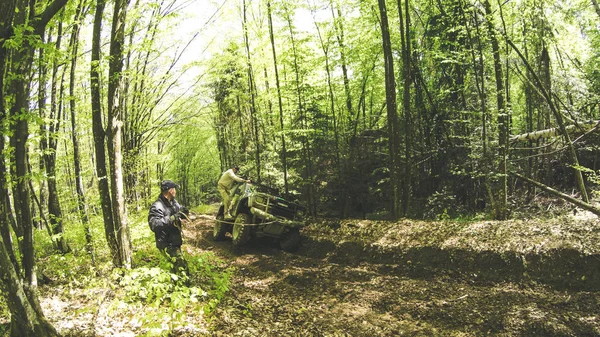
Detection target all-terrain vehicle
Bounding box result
[213,182,306,252]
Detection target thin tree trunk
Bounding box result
[91,0,120,267]
[330,1,353,123]
[483,0,508,219]
[45,19,70,253]
[398,0,411,216]
[37,32,53,242]
[377,0,401,219]
[267,0,289,195]
[263,66,278,147]
[242,0,261,182]
[523,35,535,197]
[472,5,488,157]
[69,0,94,263]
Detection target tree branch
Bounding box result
[35,0,69,33]
[510,171,600,217]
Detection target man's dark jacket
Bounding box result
[148,194,183,249]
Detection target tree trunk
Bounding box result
[267,0,289,195]
[69,0,94,263]
[242,0,261,182]
[483,0,508,220]
[44,20,70,253]
[398,0,412,216]
[11,0,39,290]
[107,0,132,268]
[331,1,353,123]
[0,236,59,337]
[0,0,67,334]
[37,32,53,243]
[377,0,401,219]
[0,0,19,281]
[91,0,120,267]
[510,120,600,143]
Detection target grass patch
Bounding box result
[193,203,219,215]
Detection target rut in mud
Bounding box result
[185,215,600,336]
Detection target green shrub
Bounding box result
[110,250,232,331]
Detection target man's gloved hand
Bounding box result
[169,213,181,223]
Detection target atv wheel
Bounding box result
[232,213,252,247]
[279,228,301,252]
[213,213,228,241]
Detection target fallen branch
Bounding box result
[510,120,600,143]
[510,171,600,217]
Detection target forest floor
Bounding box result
[3,207,600,336]
[182,211,600,336]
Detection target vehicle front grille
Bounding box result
[252,193,297,220]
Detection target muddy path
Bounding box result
[184,216,600,336]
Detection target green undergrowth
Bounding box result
[33,210,232,334]
[193,203,219,215]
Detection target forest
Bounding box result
[1,0,600,335]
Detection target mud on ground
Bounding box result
[185,214,600,336]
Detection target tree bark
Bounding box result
[267,0,289,195]
[398,0,412,216]
[91,0,120,267]
[0,236,59,337]
[242,0,261,182]
[483,0,508,220]
[0,0,66,334]
[43,21,70,253]
[377,0,401,219]
[510,120,600,143]
[330,1,353,123]
[107,0,132,268]
[0,0,19,282]
[69,0,94,263]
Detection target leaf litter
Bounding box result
[23,210,600,335]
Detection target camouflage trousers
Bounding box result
[218,183,231,214]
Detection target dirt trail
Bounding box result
[185,216,600,336]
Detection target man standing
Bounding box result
[218,166,250,218]
[148,180,188,273]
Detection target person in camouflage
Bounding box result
[218,166,250,218]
